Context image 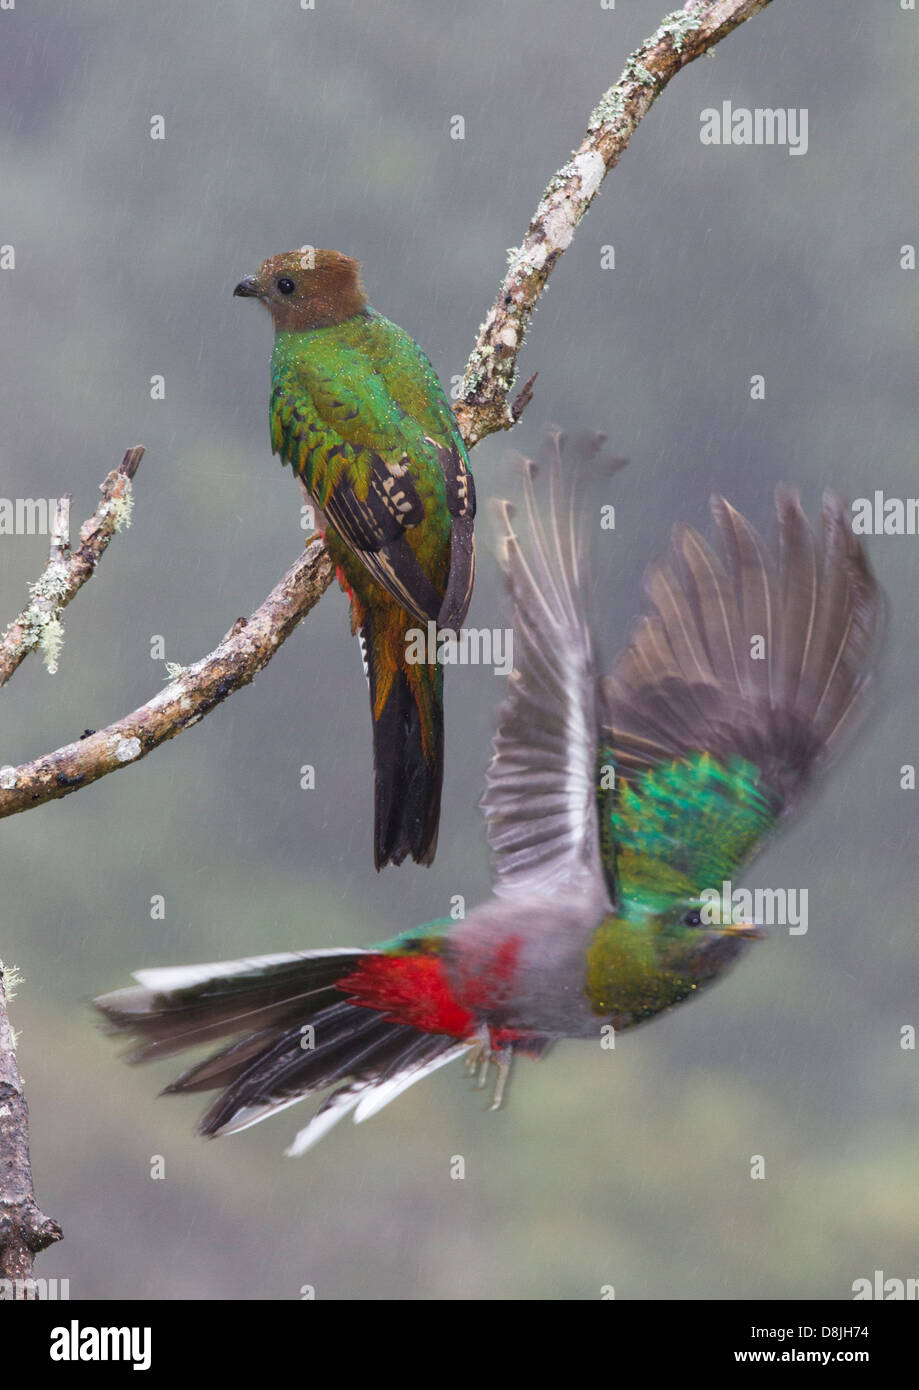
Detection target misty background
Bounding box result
[1,0,917,1299]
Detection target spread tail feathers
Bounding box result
[362,613,444,869]
[95,951,468,1154]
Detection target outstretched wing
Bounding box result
[601,487,884,907]
[483,430,624,902]
[272,313,475,625]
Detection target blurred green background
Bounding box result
[1,0,917,1300]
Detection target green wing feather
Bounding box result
[600,488,883,912]
[270,312,474,623]
[600,750,778,912]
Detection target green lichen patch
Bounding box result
[40,617,64,675]
[106,479,134,531]
[656,8,705,54]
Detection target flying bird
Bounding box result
[96,432,882,1154]
[235,248,475,868]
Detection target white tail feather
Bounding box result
[133,949,370,995]
[352,1045,470,1124]
[285,1045,470,1155]
[285,1085,372,1156]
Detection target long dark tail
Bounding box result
[363,612,444,870]
[95,951,467,1154]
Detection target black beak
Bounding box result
[233,276,261,298]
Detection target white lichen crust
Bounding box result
[1,458,141,685]
[454,0,765,448]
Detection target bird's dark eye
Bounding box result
[277,277,296,295]
[682,909,702,928]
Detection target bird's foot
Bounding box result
[465,1027,514,1111]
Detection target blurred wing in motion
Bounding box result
[483,429,625,904]
[601,487,884,904]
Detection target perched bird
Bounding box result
[96,433,883,1154]
[235,248,475,868]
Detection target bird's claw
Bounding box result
[465,1028,514,1110]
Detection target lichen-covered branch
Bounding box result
[0,536,334,819]
[0,963,63,1286]
[0,447,145,687]
[0,0,773,820]
[453,0,773,446]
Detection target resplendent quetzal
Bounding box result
[234,249,475,868]
[96,432,882,1154]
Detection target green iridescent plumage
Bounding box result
[588,751,777,1018]
[600,750,777,912]
[97,436,884,1152]
[235,249,475,869]
[579,473,883,1024]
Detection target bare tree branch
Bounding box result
[0,0,773,821]
[0,536,334,818]
[453,0,773,445]
[0,963,63,1287]
[0,1,776,1284]
[0,447,145,687]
